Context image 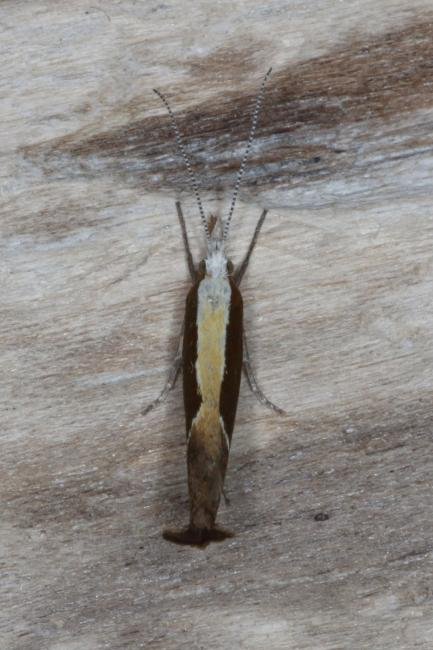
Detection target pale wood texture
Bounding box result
[2,1,433,648]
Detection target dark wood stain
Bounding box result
[23,18,433,196]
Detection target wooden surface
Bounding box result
[2,2,433,648]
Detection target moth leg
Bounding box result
[141,325,183,416]
[142,203,192,415]
[234,209,267,286]
[242,328,287,415]
[176,201,197,282]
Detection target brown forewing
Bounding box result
[219,279,243,442]
[182,281,201,437]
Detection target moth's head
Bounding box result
[197,214,234,279]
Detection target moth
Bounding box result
[143,69,284,546]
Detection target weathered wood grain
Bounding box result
[2,1,433,648]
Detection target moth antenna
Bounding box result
[223,67,272,243]
[153,88,211,242]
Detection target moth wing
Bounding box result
[182,282,201,436]
[219,279,243,442]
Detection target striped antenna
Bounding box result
[222,67,272,243]
[154,88,211,242]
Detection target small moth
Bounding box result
[144,69,284,546]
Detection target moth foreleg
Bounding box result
[242,328,286,416]
[176,201,197,282]
[234,209,267,286]
[141,326,183,416]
